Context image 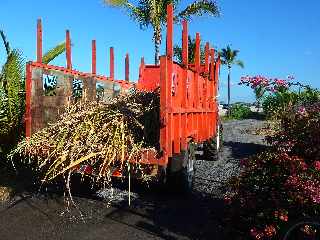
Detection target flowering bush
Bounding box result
[262,87,320,120]
[226,103,252,120]
[240,75,292,109]
[225,101,320,239]
[239,75,320,120]
[267,102,320,161]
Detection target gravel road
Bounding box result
[0,119,268,240]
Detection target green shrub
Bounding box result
[227,103,252,120]
[225,101,320,239]
[262,87,320,120]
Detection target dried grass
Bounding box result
[10,89,160,207]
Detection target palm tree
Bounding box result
[0,30,66,153]
[173,35,206,64]
[220,45,244,111]
[104,0,219,65]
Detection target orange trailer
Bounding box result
[25,4,221,191]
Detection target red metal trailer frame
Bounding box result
[138,5,220,167]
[25,4,220,172]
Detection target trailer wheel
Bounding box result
[176,141,196,193]
[182,142,196,192]
[159,142,196,193]
[202,122,223,161]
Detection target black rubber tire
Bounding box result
[171,141,196,194]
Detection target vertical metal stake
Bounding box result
[128,164,131,206]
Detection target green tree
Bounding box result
[173,35,206,64]
[220,45,244,111]
[104,0,219,65]
[0,30,66,155]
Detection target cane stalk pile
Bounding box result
[11,89,160,192]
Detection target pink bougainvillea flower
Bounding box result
[240,158,248,167]
[223,196,232,205]
[313,161,320,171]
[250,228,264,240]
[300,161,308,170]
[264,225,277,237]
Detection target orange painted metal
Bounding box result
[66,30,72,69]
[110,47,114,79]
[166,4,173,158]
[26,4,220,168]
[180,20,188,150]
[25,63,32,138]
[92,40,96,75]
[137,5,220,164]
[37,19,42,63]
[159,56,169,165]
[125,53,129,82]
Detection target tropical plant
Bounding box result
[173,35,205,64]
[0,31,25,151]
[104,0,220,64]
[0,30,66,156]
[220,45,244,111]
[240,75,290,112]
[239,75,320,120]
[225,101,320,239]
[227,103,252,120]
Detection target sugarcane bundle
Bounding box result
[11,89,160,191]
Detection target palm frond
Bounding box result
[177,0,219,21]
[235,60,244,68]
[104,0,151,28]
[0,49,24,137]
[173,36,206,64]
[42,42,66,65]
[0,30,11,55]
[103,0,128,6]
[173,45,182,63]
[232,49,239,58]
[220,45,243,68]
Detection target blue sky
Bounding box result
[1,0,319,103]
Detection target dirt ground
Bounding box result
[0,119,268,240]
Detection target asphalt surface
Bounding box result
[0,119,268,240]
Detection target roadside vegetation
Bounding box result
[226,76,320,239]
[1,1,320,239]
[222,103,253,120]
[0,29,66,200]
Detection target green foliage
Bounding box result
[262,87,320,120]
[225,101,320,239]
[0,30,66,157]
[0,49,24,148]
[220,45,244,69]
[176,0,220,20]
[104,0,220,64]
[173,35,206,64]
[225,103,252,120]
[42,42,66,64]
[267,102,320,162]
[0,30,11,55]
[219,45,244,109]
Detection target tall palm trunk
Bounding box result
[154,38,160,65]
[153,27,161,65]
[227,66,231,114]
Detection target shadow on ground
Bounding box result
[223,141,269,159]
[101,181,226,240]
[0,180,226,240]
